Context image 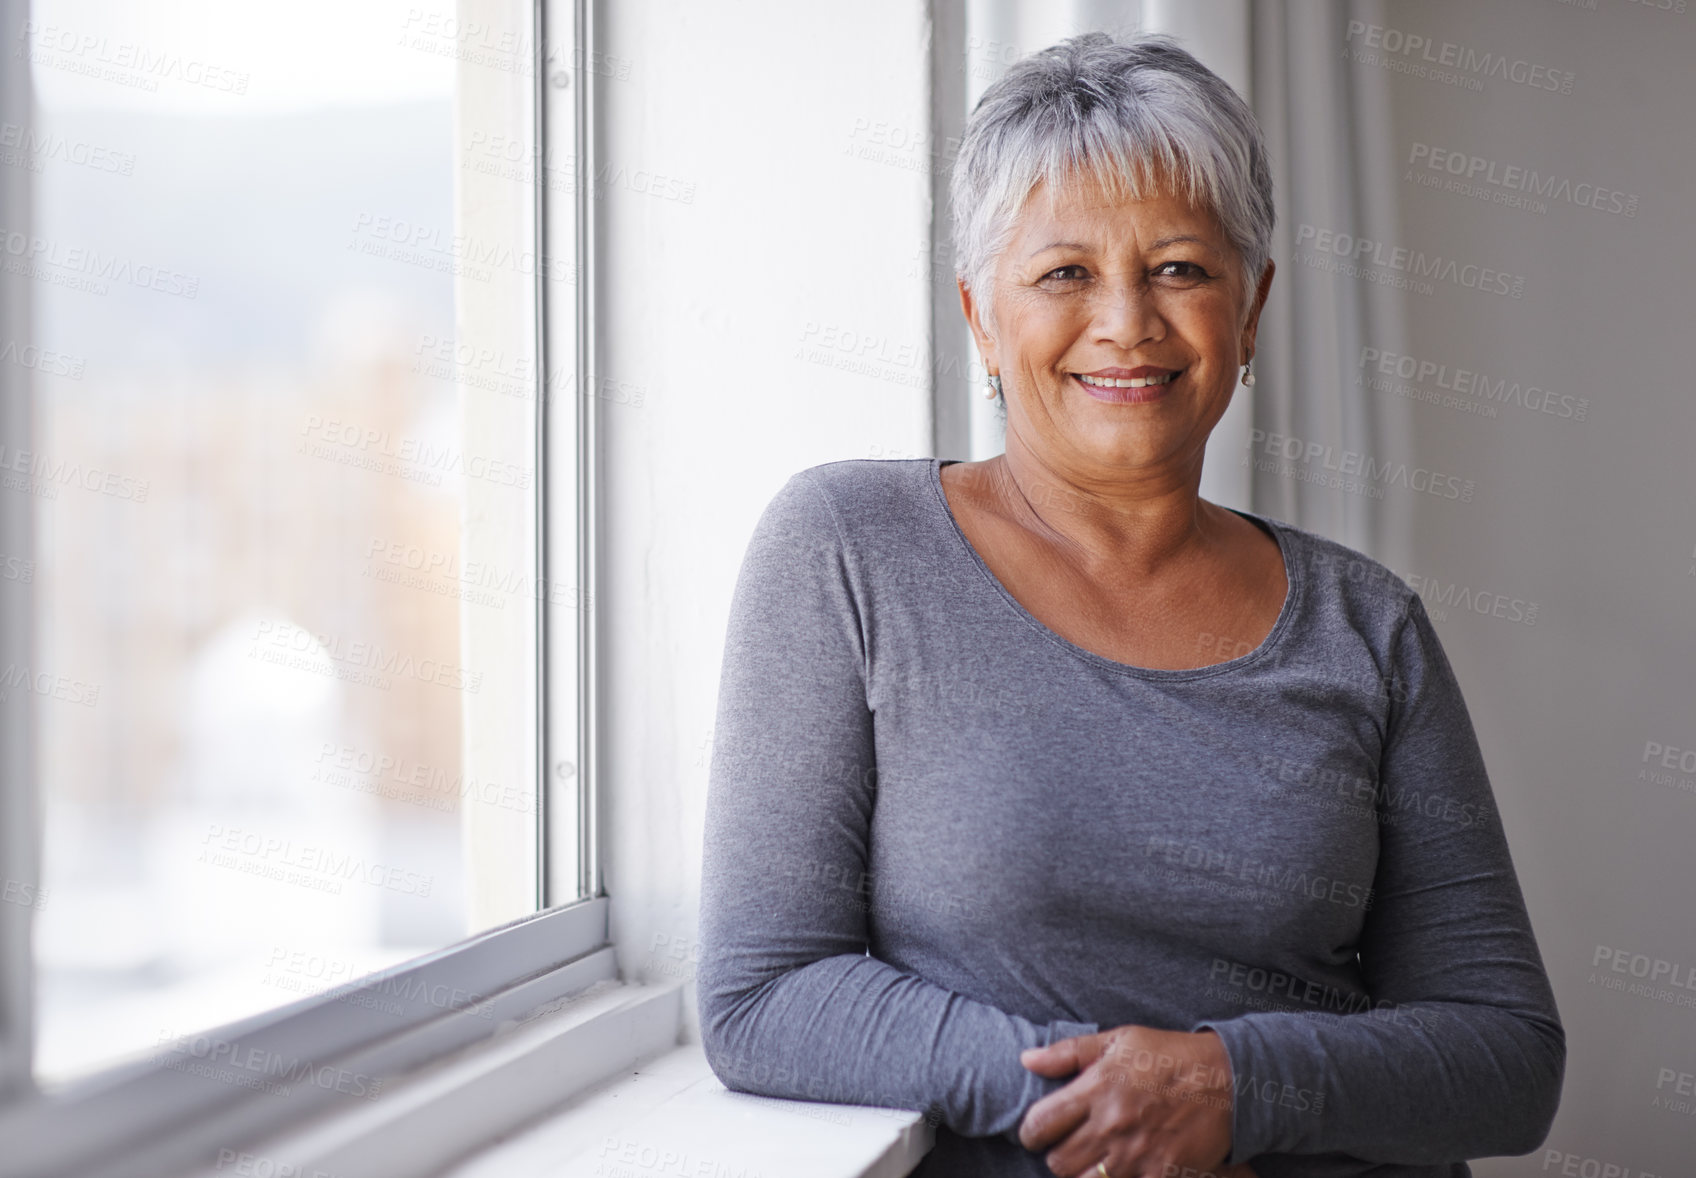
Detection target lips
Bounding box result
[1069,367,1184,406]
[1073,366,1181,389]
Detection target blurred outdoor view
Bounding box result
[16,1,533,1081]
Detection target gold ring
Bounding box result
[1095,1164,1111,1178]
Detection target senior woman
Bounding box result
[697,31,1563,1178]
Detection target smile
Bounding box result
[1070,370,1182,403]
[1073,372,1177,389]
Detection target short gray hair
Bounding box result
[950,31,1275,332]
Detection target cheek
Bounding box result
[1159,306,1237,397]
[1012,300,1088,360]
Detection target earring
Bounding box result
[1241,359,1256,388]
[983,373,1002,400]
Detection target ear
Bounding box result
[1240,259,1275,363]
[957,276,999,374]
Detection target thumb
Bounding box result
[1020,1032,1098,1076]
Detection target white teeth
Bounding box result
[1076,371,1177,389]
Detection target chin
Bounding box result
[1073,434,1181,470]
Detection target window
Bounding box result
[0,0,607,1169]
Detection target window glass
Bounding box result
[16,0,538,1082]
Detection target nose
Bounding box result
[1088,278,1165,350]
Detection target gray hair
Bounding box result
[950,31,1275,335]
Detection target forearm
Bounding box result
[1196,1001,1564,1163]
[699,950,1098,1138]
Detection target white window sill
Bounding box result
[178,975,934,1178]
[441,1041,935,1178]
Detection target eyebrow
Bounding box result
[1028,233,1216,257]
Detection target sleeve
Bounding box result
[1193,593,1565,1164]
[695,469,1099,1139]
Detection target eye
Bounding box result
[1041,264,1088,282]
[1153,260,1211,281]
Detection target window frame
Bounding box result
[0,0,628,1170]
[539,0,601,908]
[0,0,39,1109]
[0,899,618,1178]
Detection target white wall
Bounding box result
[593,0,932,1035]
[1362,4,1696,1173]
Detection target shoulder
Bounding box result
[792,457,934,512]
[766,458,936,542]
[1244,510,1423,645]
[734,460,937,622]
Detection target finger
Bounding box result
[1020,1033,1097,1076]
[1020,1046,1084,1078]
[1044,1117,1142,1178]
[1017,1077,1093,1151]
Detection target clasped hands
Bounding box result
[1017,1025,1258,1178]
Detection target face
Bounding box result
[959,166,1274,485]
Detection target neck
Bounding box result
[985,431,1225,578]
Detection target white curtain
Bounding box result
[1247,0,1412,558]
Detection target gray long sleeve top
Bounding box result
[696,457,1564,1177]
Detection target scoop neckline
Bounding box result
[926,456,1302,680]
